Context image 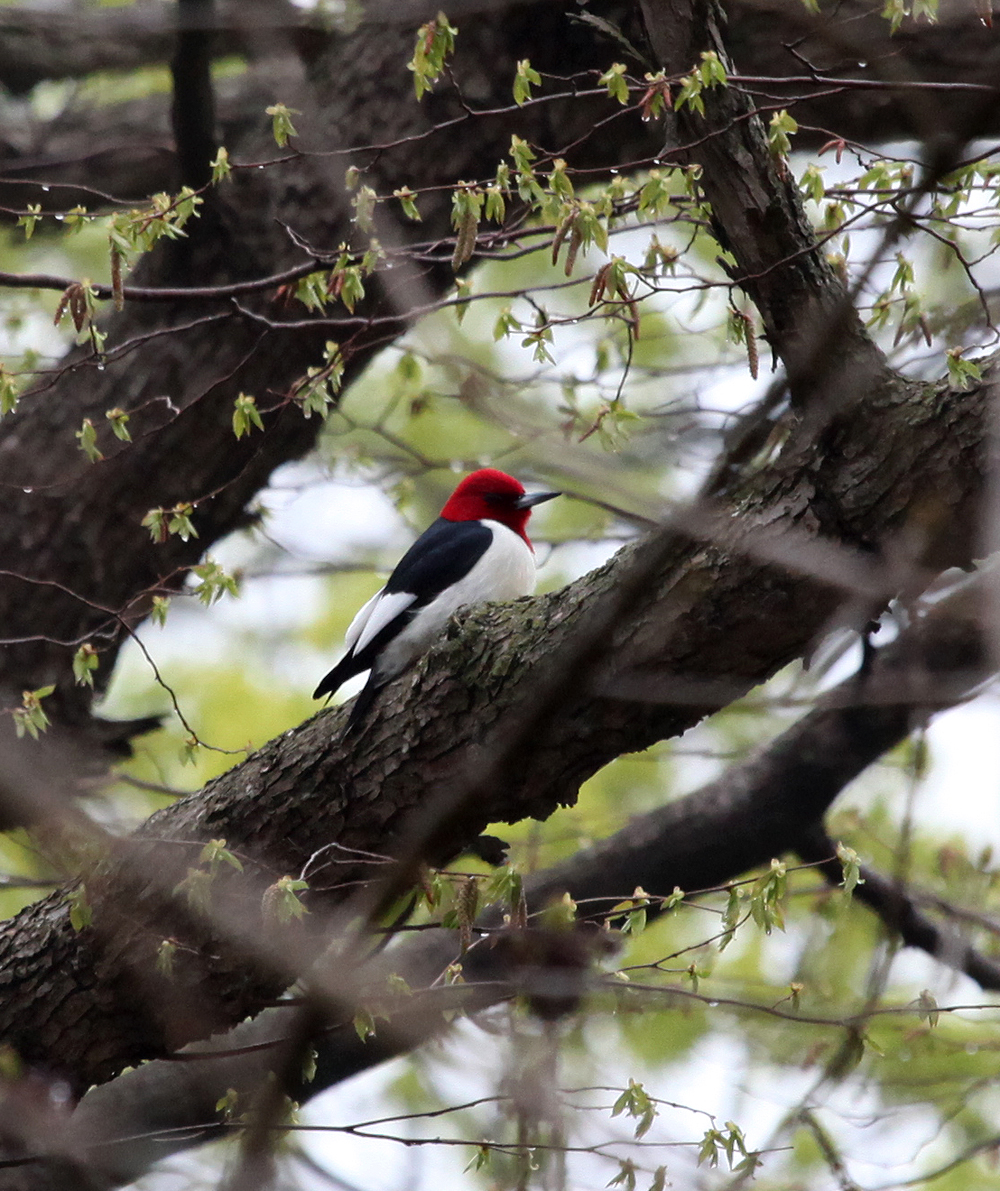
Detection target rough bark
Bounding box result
[0,0,994,1139]
[0,346,991,1093]
[2,571,994,1191]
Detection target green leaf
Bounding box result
[17,203,41,240]
[674,72,705,116]
[607,1159,637,1189]
[12,686,54,739]
[611,1080,657,1139]
[210,147,231,184]
[698,50,727,88]
[393,186,421,221]
[799,163,826,203]
[768,110,799,158]
[105,407,131,442]
[513,58,542,105]
[72,644,99,687]
[150,596,171,627]
[946,348,982,391]
[493,305,520,341]
[141,507,168,544]
[353,1008,377,1041]
[167,503,198,542]
[0,366,20,417]
[75,418,103,464]
[484,186,506,223]
[199,838,244,874]
[408,12,458,100]
[265,103,300,147]
[836,842,865,896]
[599,63,630,105]
[263,875,310,923]
[191,559,240,606]
[232,392,265,439]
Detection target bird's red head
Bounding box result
[440,468,560,545]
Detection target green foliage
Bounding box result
[190,560,240,606]
[265,103,300,148]
[72,644,100,688]
[75,417,102,463]
[210,147,231,184]
[408,12,458,100]
[232,392,265,439]
[599,63,630,106]
[767,109,798,158]
[674,52,727,116]
[946,348,982,390]
[142,502,198,544]
[11,686,54,740]
[513,59,542,106]
[263,875,309,924]
[0,365,19,417]
[611,1079,657,1138]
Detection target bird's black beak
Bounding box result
[514,490,561,510]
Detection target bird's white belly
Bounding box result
[375,520,536,679]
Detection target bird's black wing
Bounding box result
[313,518,492,702]
[383,517,492,598]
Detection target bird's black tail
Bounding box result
[314,658,385,731]
[345,672,385,730]
[313,654,360,701]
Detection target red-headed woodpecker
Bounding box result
[314,468,560,725]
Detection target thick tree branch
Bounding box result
[0,0,995,1099]
[0,341,993,1091]
[2,570,994,1191]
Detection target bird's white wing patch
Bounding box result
[351,589,418,656]
[343,587,384,653]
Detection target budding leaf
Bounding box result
[75,418,103,463]
[72,643,100,687]
[265,103,300,147]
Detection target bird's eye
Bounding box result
[482,491,509,504]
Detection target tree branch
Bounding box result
[2,568,994,1191]
[0,0,995,1097]
[0,338,993,1091]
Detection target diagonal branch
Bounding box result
[6,569,995,1191]
[0,341,992,1092]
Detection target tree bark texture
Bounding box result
[2,571,994,1191]
[0,0,996,1127]
[0,348,992,1091]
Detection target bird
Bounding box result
[314,468,560,727]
